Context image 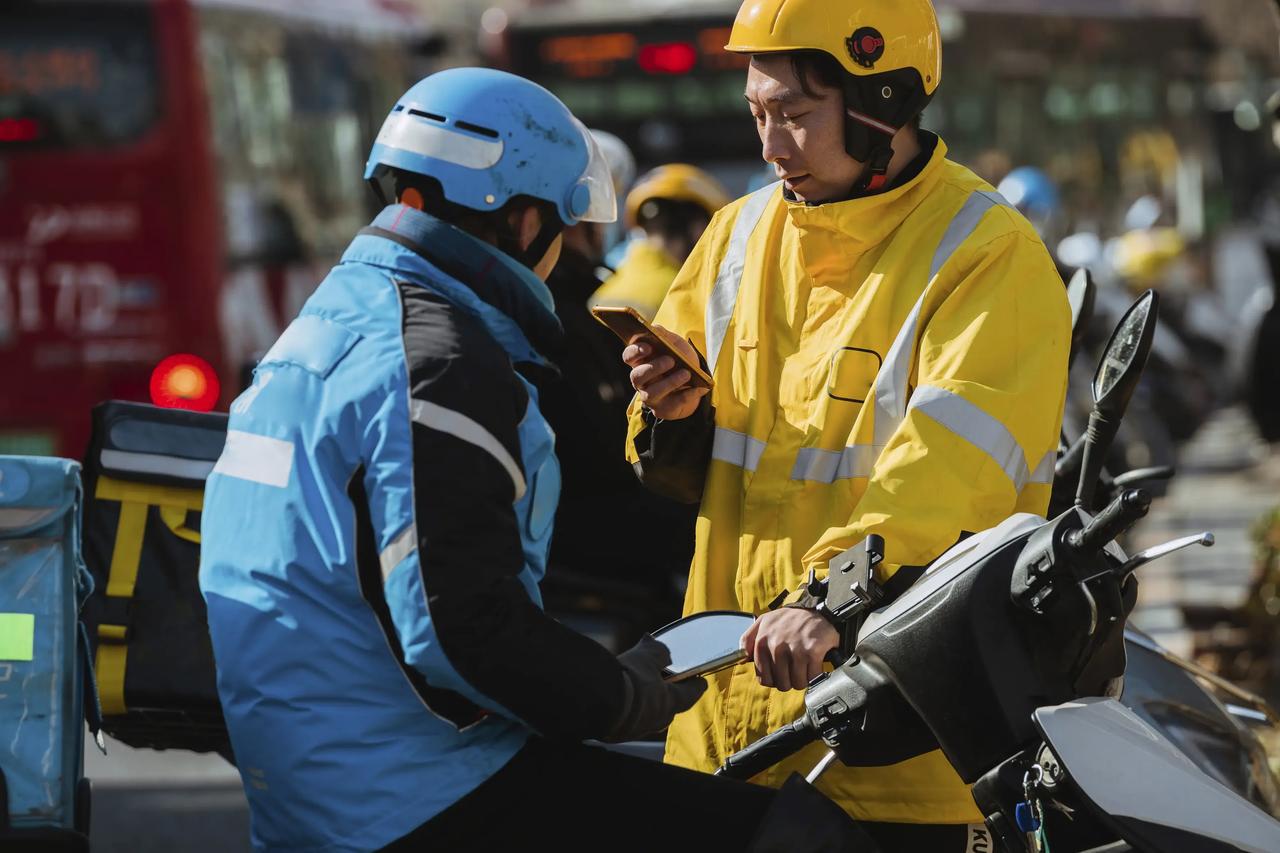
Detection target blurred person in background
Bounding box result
[621,0,1069,849]
[199,68,864,852]
[1247,90,1280,441]
[539,132,697,620]
[969,148,1014,188]
[590,129,638,258]
[592,164,731,319]
[998,166,1063,248]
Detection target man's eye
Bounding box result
[783,113,807,124]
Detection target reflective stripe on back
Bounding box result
[705,182,780,375]
[409,398,527,500]
[379,523,417,581]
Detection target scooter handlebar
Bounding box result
[1070,488,1151,555]
[715,718,818,781]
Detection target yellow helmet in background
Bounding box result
[1112,228,1186,288]
[726,0,941,96]
[726,0,942,189]
[625,164,731,229]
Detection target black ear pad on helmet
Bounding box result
[840,67,933,161]
[517,218,564,271]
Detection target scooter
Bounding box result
[660,291,1280,851]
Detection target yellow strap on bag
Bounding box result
[93,476,204,715]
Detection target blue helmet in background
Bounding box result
[997,166,1061,236]
[365,68,616,227]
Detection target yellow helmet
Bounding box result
[726,0,941,95]
[1112,228,1185,288]
[726,0,941,189]
[624,164,731,228]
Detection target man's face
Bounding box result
[745,55,863,203]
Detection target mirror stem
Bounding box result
[1056,432,1086,482]
[1075,409,1119,511]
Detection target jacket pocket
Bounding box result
[827,346,882,405]
[259,314,361,379]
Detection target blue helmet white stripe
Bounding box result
[365,67,616,227]
[373,114,505,170]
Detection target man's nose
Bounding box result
[760,121,792,169]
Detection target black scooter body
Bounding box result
[828,511,1128,784]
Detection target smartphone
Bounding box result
[590,305,714,390]
[651,611,754,682]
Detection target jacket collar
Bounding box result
[783,135,950,254]
[343,205,563,366]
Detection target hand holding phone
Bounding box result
[591,306,713,420]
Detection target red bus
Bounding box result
[0,0,432,457]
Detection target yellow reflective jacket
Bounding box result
[591,239,683,320]
[625,138,1070,824]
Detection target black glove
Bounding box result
[604,635,707,743]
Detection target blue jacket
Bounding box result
[199,206,628,852]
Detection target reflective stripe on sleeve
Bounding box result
[212,430,295,488]
[705,183,779,375]
[909,384,1041,492]
[711,427,766,473]
[872,189,1012,448]
[1028,450,1056,486]
[791,444,877,483]
[409,398,527,501]
[379,523,418,582]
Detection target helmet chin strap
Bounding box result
[518,222,562,271]
[846,107,898,195]
[499,217,563,272]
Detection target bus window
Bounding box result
[0,6,162,149]
[0,0,431,458]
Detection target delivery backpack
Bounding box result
[0,456,99,848]
[81,401,231,756]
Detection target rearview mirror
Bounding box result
[1076,289,1160,509]
[1093,290,1156,415]
[1066,267,1096,367]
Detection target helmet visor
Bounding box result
[575,118,617,223]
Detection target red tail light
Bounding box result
[150,354,220,412]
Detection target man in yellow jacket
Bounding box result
[593,164,730,319]
[623,1,1070,849]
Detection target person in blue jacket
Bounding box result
[199,68,864,852]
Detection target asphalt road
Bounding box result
[1128,407,1279,659]
[85,737,250,852]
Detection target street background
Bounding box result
[2,0,1279,849]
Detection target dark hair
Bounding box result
[786,50,923,130]
[788,50,846,99]
[389,169,561,256]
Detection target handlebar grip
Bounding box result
[1070,489,1151,555]
[715,718,818,780]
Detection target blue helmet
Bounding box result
[997,167,1061,234]
[365,68,616,227]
